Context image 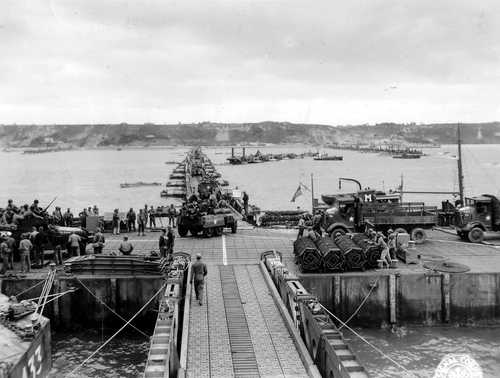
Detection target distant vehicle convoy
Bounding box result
[455,194,500,243]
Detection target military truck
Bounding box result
[455,194,500,243]
[177,205,237,237]
[320,190,437,244]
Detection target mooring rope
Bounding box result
[317,302,417,377]
[15,280,45,297]
[338,275,381,330]
[24,289,77,302]
[66,282,166,377]
[75,277,150,339]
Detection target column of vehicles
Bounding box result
[319,178,500,244]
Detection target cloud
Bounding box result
[0,0,499,124]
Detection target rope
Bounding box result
[317,302,417,377]
[15,280,45,297]
[338,275,380,330]
[34,269,56,325]
[75,277,150,339]
[66,282,166,377]
[24,289,77,302]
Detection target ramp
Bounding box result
[182,264,315,378]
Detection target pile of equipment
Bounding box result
[259,210,309,227]
[293,233,390,273]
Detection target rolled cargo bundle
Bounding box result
[351,233,381,268]
[334,234,366,271]
[315,237,344,272]
[293,237,322,272]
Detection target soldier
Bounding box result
[149,206,156,229]
[112,209,120,235]
[159,229,168,258]
[168,204,177,227]
[93,228,105,254]
[30,199,43,216]
[377,232,391,267]
[312,211,323,236]
[297,215,306,240]
[52,206,63,225]
[242,191,249,216]
[5,234,15,270]
[126,208,136,232]
[68,231,81,257]
[0,236,9,274]
[137,209,147,236]
[63,208,74,226]
[166,226,175,260]
[19,234,33,273]
[191,254,207,306]
[118,236,134,255]
[33,226,47,267]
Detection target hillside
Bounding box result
[0,122,499,148]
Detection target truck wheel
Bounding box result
[231,222,238,234]
[467,227,484,243]
[394,228,407,235]
[190,228,199,237]
[204,228,214,238]
[330,227,346,239]
[410,228,427,244]
[178,225,188,237]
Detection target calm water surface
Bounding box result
[347,326,500,377]
[49,332,149,377]
[2,144,500,376]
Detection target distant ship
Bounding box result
[313,153,343,161]
[392,153,421,159]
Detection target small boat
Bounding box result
[314,154,343,161]
[120,182,162,188]
[392,153,421,159]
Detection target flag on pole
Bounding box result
[290,185,303,202]
[299,182,311,192]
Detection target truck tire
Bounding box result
[394,227,407,235]
[204,228,214,238]
[215,227,223,236]
[467,227,484,243]
[330,227,346,238]
[231,222,238,234]
[410,228,427,244]
[190,228,199,237]
[178,225,188,237]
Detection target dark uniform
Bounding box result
[191,259,207,305]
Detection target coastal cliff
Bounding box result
[0,121,499,148]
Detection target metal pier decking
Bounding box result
[182,264,311,377]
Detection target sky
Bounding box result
[1,0,500,125]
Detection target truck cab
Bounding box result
[455,194,500,243]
